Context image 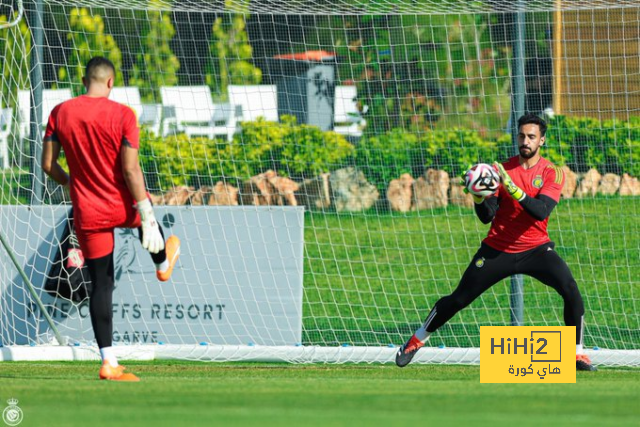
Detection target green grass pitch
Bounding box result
[1,361,639,427]
[302,196,639,348]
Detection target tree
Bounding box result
[129,1,180,103]
[0,13,31,106]
[59,8,123,94]
[327,13,511,135]
[207,2,261,99]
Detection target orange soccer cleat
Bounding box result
[576,354,597,371]
[157,235,181,282]
[395,335,425,368]
[99,362,140,382]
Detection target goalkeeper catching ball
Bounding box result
[396,114,595,372]
[41,57,181,381]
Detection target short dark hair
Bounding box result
[85,56,115,82]
[517,114,547,136]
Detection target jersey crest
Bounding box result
[532,175,543,188]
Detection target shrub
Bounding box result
[139,132,231,191]
[354,128,423,193]
[140,117,355,190]
[422,128,497,177]
[229,115,354,180]
[526,115,640,176]
[280,124,355,179]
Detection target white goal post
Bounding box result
[0,0,638,366]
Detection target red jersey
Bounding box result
[44,95,140,231]
[483,156,564,253]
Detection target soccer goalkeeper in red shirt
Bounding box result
[41,57,180,381]
[396,114,596,371]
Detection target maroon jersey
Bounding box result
[483,156,564,253]
[44,95,140,230]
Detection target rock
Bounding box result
[449,180,474,208]
[412,169,449,210]
[241,172,276,205]
[619,173,640,196]
[329,167,379,212]
[575,168,602,198]
[162,186,194,205]
[149,193,165,205]
[190,186,211,206]
[561,166,577,199]
[209,182,239,206]
[297,173,331,210]
[387,173,414,212]
[597,173,621,196]
[266,171,300,206]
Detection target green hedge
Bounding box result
[543,115,640,177]
[354,128,497,193]
[353,129,423,193]
[138,114,639,193]
[4,115,635,205]
[354,116,639,192]
[139,116,355,191]
[227,115,355,180]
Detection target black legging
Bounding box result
[85,225,166,348]
[422,242,585,345]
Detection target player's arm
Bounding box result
[40,105,69,185]
[494,162,560,220]
[518,194,557,220]
[41,136,69,186]
[474,195,499,224]
[42,107,69,186]
[120,110,164,254]
[121,144,147,202]
[520,165,564,220]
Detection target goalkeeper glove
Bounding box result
[460,166,486,204]
[493,162,526,201]
[137,198,165,254]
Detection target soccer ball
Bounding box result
[465,163,500,197]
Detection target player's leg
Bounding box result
[78,228,140,381]
[85,253,115,355]
[136,223,180,282]
[522,243,596,371]
[396,244,515,367]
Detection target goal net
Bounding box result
[0,0,638,365]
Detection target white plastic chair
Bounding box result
[333,85,366,139]
[17,90,30,140]
[43,89,73,128]
[109,87,162,135]
[139,103,163,136]
[17,89,73,138]
[160,86,239,141]
[0,107,13,169]
[227,85,278,122]
[109,87,143,119]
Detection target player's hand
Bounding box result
[493,162,526,201]
[136,198,165,254]
[460,166,486,204]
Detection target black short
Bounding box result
[457,241,576,303]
